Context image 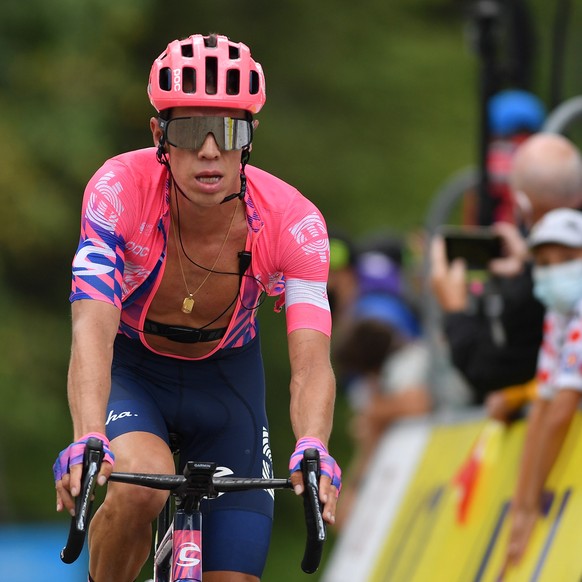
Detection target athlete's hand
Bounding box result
[289,436,342,525]
[53,432,115,515]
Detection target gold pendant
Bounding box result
[182,295,195,314]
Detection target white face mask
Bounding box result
[533,259,582,314]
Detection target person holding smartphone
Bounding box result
[430,133,582,415]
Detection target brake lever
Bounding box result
[60,437,104,564]
[300,447,326,573]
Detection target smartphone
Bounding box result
[439,225,502,269]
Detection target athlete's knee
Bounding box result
[103,482,169,525]
[106,432,174,522]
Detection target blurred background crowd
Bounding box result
[1,0,582,580]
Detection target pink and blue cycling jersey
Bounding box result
[70,148,331,360]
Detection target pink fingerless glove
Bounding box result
[289,436,342,493]
[53,432,115,483]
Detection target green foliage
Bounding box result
[1,0,581,579]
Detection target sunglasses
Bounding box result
[159,116,253,151]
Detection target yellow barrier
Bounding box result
[369,413,582,582]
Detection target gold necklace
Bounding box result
[171,201,239,314]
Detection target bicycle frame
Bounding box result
[61,438,326,581]
[154,489,204,582]
[111,461,293,582]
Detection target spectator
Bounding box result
[429,233,543,409]
[327,228,359,326]
[355,249,421,339]
[327,228,418,332]
[328,228,421,386]
[332,293,432,529]
[504,208,582,568]
[330,232,423,390]
[463,89,546,226]
[430,133,582,416]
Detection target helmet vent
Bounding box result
[181,43,193,58]
[204,35,218,48]
[226,69,240,95]
[249,71,260,95]
[205,57,218,95]
[183,67,196,93]
[229,46,240,60]
[159,67,171,92]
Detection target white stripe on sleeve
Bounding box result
[284,279,330,311]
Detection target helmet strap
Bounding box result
[156,134,170,168]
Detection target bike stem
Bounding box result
[175,461,218,513]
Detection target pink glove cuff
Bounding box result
[289,436,342,493]
[53,432,115,483]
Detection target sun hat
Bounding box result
[528,208,582,249]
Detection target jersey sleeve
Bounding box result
[70,163,132,308]
[552,313,582,393]
[536,311,582,399]
[277,205,332,337]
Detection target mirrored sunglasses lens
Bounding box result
[222,118,252,150]
[166,117,252,150]
[166,118,200,149]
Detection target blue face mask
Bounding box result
[533,259,582,314]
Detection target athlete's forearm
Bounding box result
[288,330,335,444]
[68,300,120,439]
[290,369,335,443]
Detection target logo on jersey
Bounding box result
[289,213,329,263]
[139,222,154,237]
[122,261,152,296]
[125,241,150,258]
[73,238,116,277]
[87,171,124,233]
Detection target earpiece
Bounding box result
[156,134,169,166]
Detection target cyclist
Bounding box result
[53,33,341,582]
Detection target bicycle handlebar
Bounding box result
[60,443,326,573]
[109,471,292,492]
[60,437,104,564]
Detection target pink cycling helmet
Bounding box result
[148,34,266,114]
